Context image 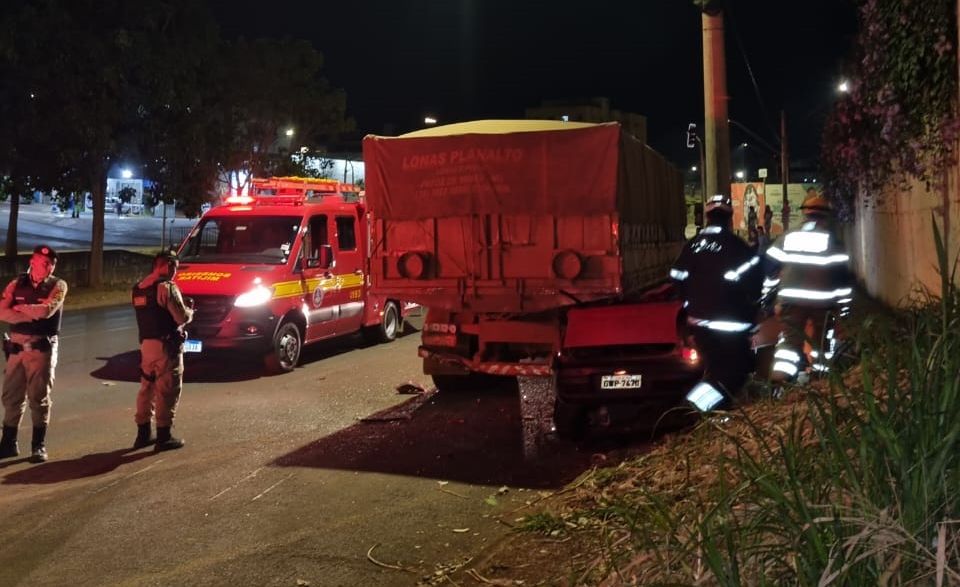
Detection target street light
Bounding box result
[424,116,437,125]
[121,169,133,179]
[284,128,295,137]
[691,165,698,172]
[837,80,850,93]
[735,170,745,180]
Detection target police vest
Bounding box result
[9,274,63,337]
[132,280,179,342]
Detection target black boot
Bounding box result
[30,426,47,463]
[133,424,155,449]
[0,425,18,459]
[155,426,184,451]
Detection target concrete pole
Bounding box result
[702,11,731,199]
[780,110,791,232]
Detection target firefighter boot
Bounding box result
[0,425,18,459]
[133,424,155,449]
[155,427,185,451]
[30,426,47,463]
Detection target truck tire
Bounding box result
[363,301,401,344]
[265,322,302,373]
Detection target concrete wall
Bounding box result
[0,250,153,290]
[849,166,960,306]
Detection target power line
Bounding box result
[727,0,780,146]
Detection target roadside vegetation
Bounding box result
[484,227,959,585]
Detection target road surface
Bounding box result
[0,306,621,586]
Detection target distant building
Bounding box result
[525,97,648,144]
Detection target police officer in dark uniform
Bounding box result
[765,193,852,382]
[670,195,764,412]
[132,250,193,451]
[0,245,68,462]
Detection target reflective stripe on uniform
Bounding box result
[688,317,754,332]
[784,230,830,253]
[778,287,853,301]
[766,246,850,266]
[773,361,799,377]
[670,268,689,281]
[774,349,801,363]
[686,382,726,412]
[723,255,760,282]
[701,225,722,234]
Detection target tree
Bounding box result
[217,38,355,194]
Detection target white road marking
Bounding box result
[209,467,263,501]
[251,473,294,502]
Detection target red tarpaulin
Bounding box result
[363,121,622,220]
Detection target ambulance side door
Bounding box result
[300,214,338,341]
[331,213,364,334]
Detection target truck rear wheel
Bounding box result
[265,322,302,373]
[364,301,401,344]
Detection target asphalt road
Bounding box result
[0,307,619,587]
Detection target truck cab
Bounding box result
[174,177,409,373]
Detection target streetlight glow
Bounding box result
[837,80,850,93]
[691,165,698,172]
[285,128,295,137]
[735,170,745,180]
[424,116,437,125]
[121,169,133,179]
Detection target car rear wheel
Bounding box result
[364,301,401,344]
[265,322,302,373]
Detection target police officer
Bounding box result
[0,245,68,462]
[132,250,193,451]
[765,193,852,383]
[670,195,764,412]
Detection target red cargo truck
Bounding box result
[363,121,700,449]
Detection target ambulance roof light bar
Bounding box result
[225,177,361,206]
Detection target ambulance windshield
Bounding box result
[179,216,301,265]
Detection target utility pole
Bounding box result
[701,2,731,199]
[780,110,790,232]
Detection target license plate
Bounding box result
[184,339,203,353]
[600,374,642,389]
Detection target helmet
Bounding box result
[704,194,732,214]
[800,194,832,214]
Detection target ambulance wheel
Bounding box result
[364,301,401,344]
[266,322,302,373]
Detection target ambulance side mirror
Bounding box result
[319,244,335,269]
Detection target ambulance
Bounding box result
[174,177,411,373]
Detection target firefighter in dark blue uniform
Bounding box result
[0,245,68,462]
[670,195,764,412]
[765,194,852,382]
[132,250,193,451]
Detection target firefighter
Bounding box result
[670,194,764,412]
[765,193,852,383]
[0,245,68,463]
[132,250,193,451]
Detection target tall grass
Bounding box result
[593,221,960,585]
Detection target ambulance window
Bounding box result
[335,216,356,251]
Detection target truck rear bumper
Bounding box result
[418,347,552,377]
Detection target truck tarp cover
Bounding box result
[364,120,679,225]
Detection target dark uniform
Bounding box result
[132,251,193,450]
[765,195,852,381]
[671,196,764,412]
[0,245,67,462]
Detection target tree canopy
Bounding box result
[0,0,352,284]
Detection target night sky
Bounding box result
[210,0,858,170]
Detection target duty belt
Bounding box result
[3,336,53,355]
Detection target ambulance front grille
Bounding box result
[191,295,234,324]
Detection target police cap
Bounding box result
[32,245,58,262]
